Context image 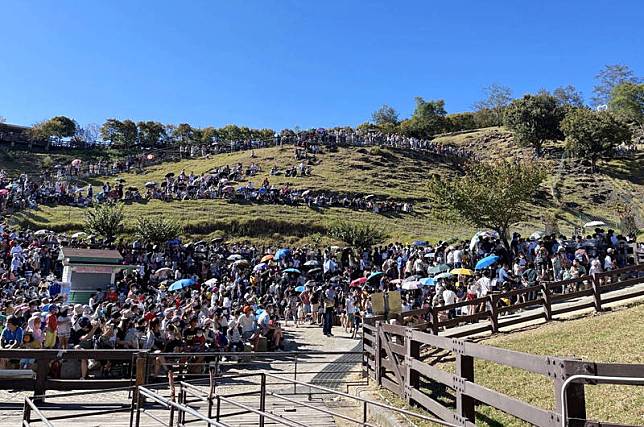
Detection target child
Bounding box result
[20,332,41,369]
[57,307,72,349]
[340,310,349,333]
[296,302,305,328]
[44,305,58,349]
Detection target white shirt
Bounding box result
[442,289,457,305]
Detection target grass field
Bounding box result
[5,128,643,245]
[381,303,644,426]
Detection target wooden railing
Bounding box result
[368,263,644,338]
[363,323,644,427]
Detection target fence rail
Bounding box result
[363,262,644,427]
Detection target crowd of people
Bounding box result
[0,220,639,379]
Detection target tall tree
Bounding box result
[400,97,448,138]
[121,120,138,149]
[31,116,77,150]
[608,82,644,123]
[137,121,166,146]
[503,93,565,155]
[560,109,632,171]
[173,123,195,144]
[100,118,123,145]
[371,104,399,126]
[428,160,546,249]
[474,84,513,125]
[592,64,641,106]
[553,85,585,108]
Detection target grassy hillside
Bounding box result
[5,128,643,244]
[383,303,644,426]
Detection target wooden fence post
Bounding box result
[555,360,588,427]
[33,356,50,403]
[489,294,499,333]
[455,342,476,424]
[405,328,420,406]
[591,273,603,313]
[430,307,439,335]
[374,321,382,386]
[541,283,552,322]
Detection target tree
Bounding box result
[553,85,585,108]
[134,216,182,245]
[560,109,631,170]
[100,119,138,149]
[371,104,399,126]
[608,82,644,123]
[84,203,125,241]
[592,64,641,106]
[503,93,565,154]
[173,123,195,144]
[428,160,546,249]
[100,118,122,145]
[400,97,448,138]
[137,121,166,146]
[474,84,513,125]
[446,112,478,132]
[200,127,219,144]
[31,115,77,150]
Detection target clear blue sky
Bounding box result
[1,1,642,130]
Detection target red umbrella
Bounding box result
[350,277,367,287]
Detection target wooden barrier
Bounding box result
[364,323,644,427]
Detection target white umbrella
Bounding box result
[204,278,218,286]
[155,267,173,276]
[584,220,606,228]
[401,281,421,290]
[71,232,87,239]
[227,254,243,261]
[34,229,50,236]
[529,231,545,241]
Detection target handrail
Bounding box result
[216,394,307,427]
[23,397,54,427]
[137,386,229,427]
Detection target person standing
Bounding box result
[322,286,336,337]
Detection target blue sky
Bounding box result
[1,1,642,130]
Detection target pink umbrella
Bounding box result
[0,189,9,196]
[71,159,82,167]
[147,154,155,160]
[350,277,367,287]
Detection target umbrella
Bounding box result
[367,271,384,282]
[227,254,243,261]
[34,229,51,236]
[0,189,8,196]
[283,268,301,275]
[420,277,435,286]
[404,275,421,282]
[412,240,428,247]
[365,194,375,200]
[450,268,473,276]
[303,260,319,267]
[307,267,322,274]
[204,278,218,286]
[434,272,453,280]
[475,255,500,270]
[305,280,316,287]
[168,278,196,291]
[423,252,435,258]
[260,254,274,263]
[71,232,87,239]
[584,220,606,228]
[302,190,311,197]
[402,281,421,290]
[427,264,450,274]
[470,230,499,251]
[233,259,249,268]
[390,279,403,285]
[165,172,175,178]
[155,267,173,275]
[71,159,82,167]
[350,277,367,287]
[295,285,305,292]
[529,231,545,241]
[275,248,290,260]
[253,263,268,272]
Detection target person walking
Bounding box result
[322,286,336,337]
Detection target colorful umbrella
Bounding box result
[260,254,274,263]
[253,263,268,272]
[275,248,290,260]
[283,268,301,275]
[450,268,473,276]
[168,278,196,291]
[350,277,367,287]
[420,277,435,286]
[367,271,384,282]
[295,285,305,292]
[475,255,500,270]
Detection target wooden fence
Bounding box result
[363,263,644,426]
[363,323,644,427]
[368,263,644,338]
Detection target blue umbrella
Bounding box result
[168,278,196,291]
[413,240,428,247]
[367,271,384,282]
[420,277,435,286]
[253,262,268,272]
[283,268,301,275]
[295,285,305,292]
[255,308,265,315]
[275,248,290,260]
[475,255,500,270]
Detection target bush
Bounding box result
[135,216,182,245]
[84,203,125,240]
[41,155,53,169]
[327,221,387,248]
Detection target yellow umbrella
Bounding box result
[261,254,274,263]
[450,268,473,276]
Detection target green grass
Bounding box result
[380,303,644,426]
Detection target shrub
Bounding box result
[135,216,182,245]
[84,203,124,240]
[327,221,387,248]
